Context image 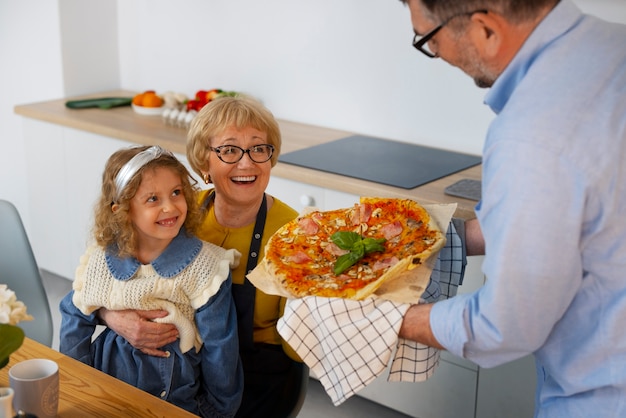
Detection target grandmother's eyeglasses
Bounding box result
[209,144,274,164]
[413,9,488,58]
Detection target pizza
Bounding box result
[263,197,446,300]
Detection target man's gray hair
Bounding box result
[399,0,559,23]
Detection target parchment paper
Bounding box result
[247,202,457,304]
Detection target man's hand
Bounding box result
[398,304,444,349]
[98,308,179,357]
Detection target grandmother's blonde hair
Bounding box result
[186,95,282,181]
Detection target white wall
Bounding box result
[0,0,64,226]
[116,0,493,156]
[0,0,118,232]
[58,0,121,96]
[2,0,625,232]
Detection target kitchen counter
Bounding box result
[14,90,480,220]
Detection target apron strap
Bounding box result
[203,191,267,350]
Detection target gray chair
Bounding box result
[0,199,53,346]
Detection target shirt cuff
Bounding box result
[430,293,473,358]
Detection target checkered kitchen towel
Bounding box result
[277,220,466,405]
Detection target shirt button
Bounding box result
[160,391,167,398]
[165,350,171,358]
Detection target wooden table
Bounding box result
[14,91,481,220]
[0,338,198,417]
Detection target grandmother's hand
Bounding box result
[98,308,179,357]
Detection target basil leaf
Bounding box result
[331,231,361,250]
[334,251,362,275]
[351,240,365,257]
[331,232,386,275]
[363,237,386,253]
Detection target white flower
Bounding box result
[0,284,33,326]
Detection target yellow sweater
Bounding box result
[196,189,300,360]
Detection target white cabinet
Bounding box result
[23,120,70,278]
[267,175,359,213]
[23,119,126,279]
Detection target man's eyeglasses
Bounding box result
[209,144,275,164]
[413,9,488,58]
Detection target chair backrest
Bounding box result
[0,200,53,346]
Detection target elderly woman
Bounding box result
[100,96,306,418]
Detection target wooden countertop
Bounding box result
[0,338,198,417]
[14,90,480,220]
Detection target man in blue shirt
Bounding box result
[397,0,626,416]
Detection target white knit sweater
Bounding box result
[72,242,240,353]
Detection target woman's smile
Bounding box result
[231,175,257,184]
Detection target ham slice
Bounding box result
[351,203,373,225]
[373,256,400,272]
[325,242,350,256]
[298,217,319,235]
[289,251,312,264]
[381,221,403,239]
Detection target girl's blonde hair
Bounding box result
[186,95,282,180]
[93,145,201,258]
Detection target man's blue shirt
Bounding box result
[430,1,626,416]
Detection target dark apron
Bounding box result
[234,192,266,352]
[203,192,304,418]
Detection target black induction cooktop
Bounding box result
[279,135,481,190]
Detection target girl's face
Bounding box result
[129,166,187,254]
[207,125,272,207]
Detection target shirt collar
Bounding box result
[106,229,203,280]
[484,0,583,113]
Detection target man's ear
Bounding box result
[470,12,504,58]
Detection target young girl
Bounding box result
[59,145,243,418]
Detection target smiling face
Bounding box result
[207,125,272,208]
[128,166,187,258]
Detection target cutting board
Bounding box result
[279,135,481,189]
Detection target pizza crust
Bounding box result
[350,227,446,300]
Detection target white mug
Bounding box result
[0,387,15,418]
[9,359,59,418]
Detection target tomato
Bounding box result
[195,89,223,102]
[187,99,210,112]
[195,90,208,101]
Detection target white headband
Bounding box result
[114,145,174,201]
